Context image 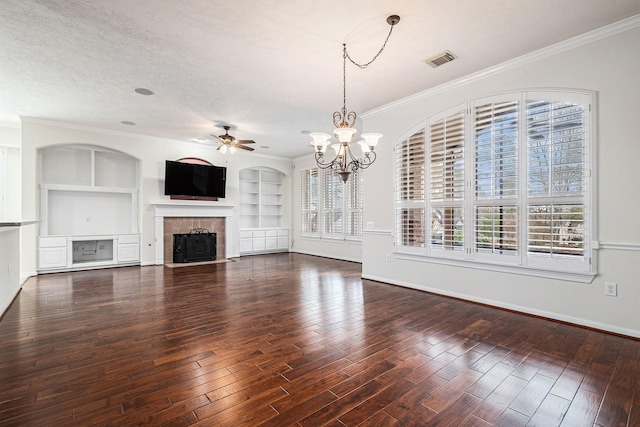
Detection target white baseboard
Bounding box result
[362,273,640,339]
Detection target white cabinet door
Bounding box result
[265,237,277,250]
[277,237,289,249]
[39,247,68,269]
[277,229,289,249]
[117,244,140,263]
[253,237,266,251]
[239,238,253,253]
[38,237,68,269]
[117,235,140,263]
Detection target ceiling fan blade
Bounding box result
[237,145,255,151]
[236,140,255,144]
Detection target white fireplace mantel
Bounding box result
[153,203,234,264]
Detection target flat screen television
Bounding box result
[164,160,226,199]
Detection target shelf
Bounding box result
[239,167,285,230]
[41,183,136,194]
[39,145,140,240]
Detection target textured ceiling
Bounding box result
[1,1,639,158]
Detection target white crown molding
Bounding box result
[362,14,640,119]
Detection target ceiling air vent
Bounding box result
[424,50,457,68]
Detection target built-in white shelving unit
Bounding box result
[37,145,140,272]
[239,167,288,254]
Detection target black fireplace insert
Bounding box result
[173,231,217,263]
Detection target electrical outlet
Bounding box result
[386,253,391,262]
[605,282,617,297]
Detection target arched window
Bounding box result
[394,90,594,279]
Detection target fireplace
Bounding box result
[173,232,217,263]
[153,203,234,265]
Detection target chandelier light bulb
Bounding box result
[357,140,371,153]
[334,127,357,144]
[360,132,382,150]
[309,132,331,153]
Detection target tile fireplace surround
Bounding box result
[153,203,234,265]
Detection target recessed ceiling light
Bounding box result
[260,146,270,149]
[134,88,154,95]
[121,120,136,125]
[300,130,311,134]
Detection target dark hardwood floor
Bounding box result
[0,253,638,426]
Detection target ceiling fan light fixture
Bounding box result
[310,15,399,182]
[212,124,256,153]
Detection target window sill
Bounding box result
[300,235,362,244]
[394,252,596,283]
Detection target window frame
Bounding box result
[427,105,467,260]
[393,90,596,282]
[300,166,363,242]
[300,167,319,237]
[322,168,344,239]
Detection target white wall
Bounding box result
[19,120,293,275]
[356,22,640,337]
[0,123,21,219]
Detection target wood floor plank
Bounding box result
[559,387,601,427]
[0,253,638,426]
[527,393,571,427]
[594,384,633,427]
[508,372,556,417]
[549,363,587,401]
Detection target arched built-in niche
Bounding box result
[238,166,289,254]
[37,144,140,272]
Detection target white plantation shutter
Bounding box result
[301,168,319,235]
[429,110,465,251]
[526,99,586,258]
[475,205,518,254]
[473,100,519,256]
[527,204,584,256]
[322,169,343,237]
[395,128,426,248]
[474,101,519,200]
[346,170,363,237]
[527,101,584,197]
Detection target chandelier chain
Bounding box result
[312,15,399,182]
[342,44,347,112]
[344,23,396,69]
